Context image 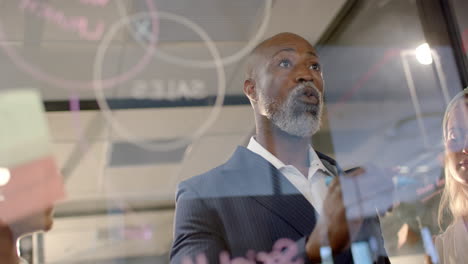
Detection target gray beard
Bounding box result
[261,82,323,138]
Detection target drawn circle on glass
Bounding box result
[0,0,159,90]
[115,0,272,69]
[93,11,226,151]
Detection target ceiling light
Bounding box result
[415,43,433,65]
[0,168,10,186]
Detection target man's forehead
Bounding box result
[269,46,318,58]
[260,42,316,57]
[254,33,317,57]
[245,33,317,77]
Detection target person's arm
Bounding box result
[305,173,391,264]
[170,181,229,264]
[307,169,393,263]
[305,176,357,261]
[0,224,21,264]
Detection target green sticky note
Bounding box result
[0,89,52,168]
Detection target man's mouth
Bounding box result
[299,86,320,105]
[299,94,319,104]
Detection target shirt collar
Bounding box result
[246,136,332,175]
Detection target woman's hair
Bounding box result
[438,88,468,228]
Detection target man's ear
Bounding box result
[243,79,258,102]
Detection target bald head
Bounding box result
[242,32,324,138]
[245,32,316,79]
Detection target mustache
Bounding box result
[293,81,321,101]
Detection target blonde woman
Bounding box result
[436,88,468,263]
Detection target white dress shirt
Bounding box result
[247,137,331,213]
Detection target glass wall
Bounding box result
[0,0,466,263]
[449,0,468,83]
[319,0,464,262]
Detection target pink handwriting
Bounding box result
[19,0,106,41]
[181,238,304,264]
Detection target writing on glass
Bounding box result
[19,0,110,41]
[180,238,304,264]
[125,79,208,101]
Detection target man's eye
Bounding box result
[310,63,321,71]
[279,60,292,68]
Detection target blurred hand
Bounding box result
[306,169,364,262]
[424,255,433,264]
[0,222,20,264]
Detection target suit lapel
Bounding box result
[252,189,319,236]
[224,147,323,236]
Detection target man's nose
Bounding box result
[295,70,314,83]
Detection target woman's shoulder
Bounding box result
[437,220,459,240]
[435,219,467,261]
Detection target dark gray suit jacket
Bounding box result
[170,147,389,264]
